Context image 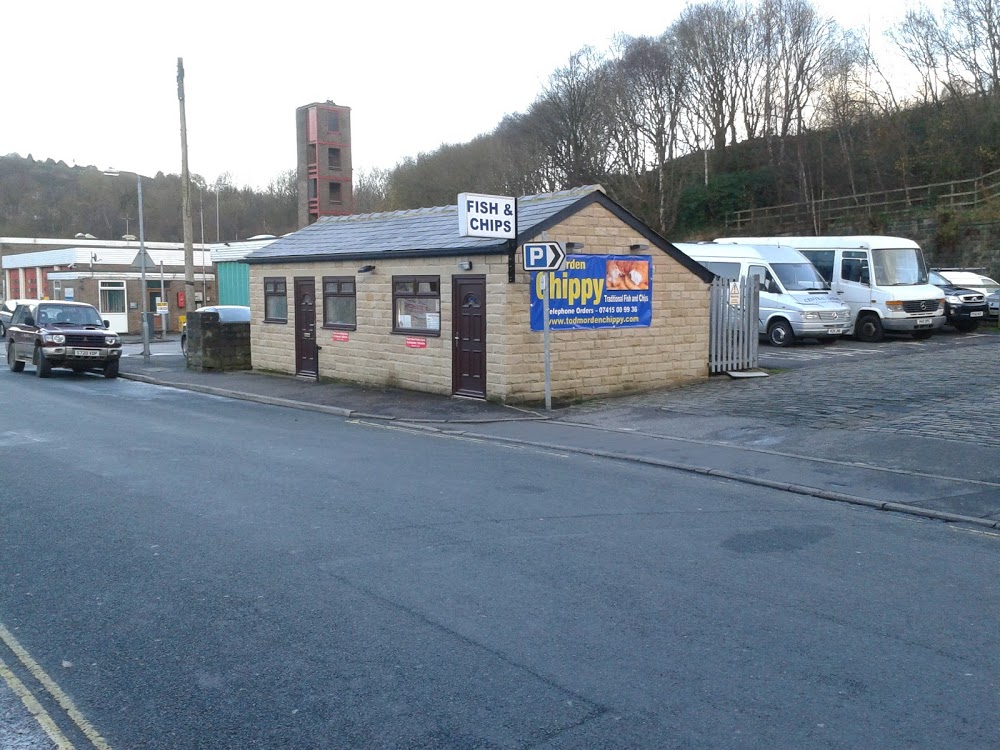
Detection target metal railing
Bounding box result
[709,276,759,373]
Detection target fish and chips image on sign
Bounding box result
[530,254,653,331]
[605,259,650,291]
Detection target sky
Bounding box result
[1,0,927,191]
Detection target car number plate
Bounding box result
[915,318,933,326]
[971,311,984,317]
[74,349,100,357]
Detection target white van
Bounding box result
[674,242,852,347]
[715,236,946,342]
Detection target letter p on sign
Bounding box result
[522,242,566,272]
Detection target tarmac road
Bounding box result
[0,373,998,748]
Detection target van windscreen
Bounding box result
[771,262,830,291]
[871,248,928,286]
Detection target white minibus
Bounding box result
[715,236,945,342]
[674,242,852,346]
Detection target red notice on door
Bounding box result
[331,332,350,342]
[405,337,427,349]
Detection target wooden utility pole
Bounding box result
[177,57,195,316]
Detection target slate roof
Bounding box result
[211,237,279,263]
[243,185,714,282]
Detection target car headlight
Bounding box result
[105,336,119,346]
[946,295,961,305]
[45,333,65,344]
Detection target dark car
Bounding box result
[6,301,122,378]
[0,298,39,337]
[928,270,988,332]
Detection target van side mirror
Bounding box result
[860,268,870,285]
[104,320,110,328]
[24,315,34,326]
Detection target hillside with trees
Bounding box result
[0,156,296,242]
[4,0,1000,264]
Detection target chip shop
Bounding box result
[243,185,714,404]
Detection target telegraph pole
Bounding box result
[178,57,195,317]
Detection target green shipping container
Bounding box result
[217,261,250,306]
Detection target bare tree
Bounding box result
[608,32,689,231]
[353,167,390,214]
[527,47,614,188]
[675,0,745,154]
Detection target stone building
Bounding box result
[244,185,714,404]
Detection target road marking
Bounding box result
[347,419,570,457]
[0,622,112,750]
[760,348,880,361]
[0,653,76,749]
[949,526,1000,540]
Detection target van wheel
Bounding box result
[954,321,979,333]
[767,320,794,347]
[7,343,24,372]
[855,314,883,343]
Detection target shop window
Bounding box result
[329,182,342,205]
[323,277,356,329]
[328,148,342,170]
[264,277,287,322]
[392,276,440,335]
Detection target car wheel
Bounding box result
[103,360,119,379]
[7,343,24,373]
[854,313,883,343]
[767,319,794,347]
[181,333,188,359]
[912,330,933,340]
[34,346,51,378]
[0,322,5,337]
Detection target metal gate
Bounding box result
[709,276,759,373]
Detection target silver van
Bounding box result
[674,242,852,346]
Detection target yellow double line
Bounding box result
[0,622,111,750]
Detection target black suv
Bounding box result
[6,301,122,378]
[928,270,988,332]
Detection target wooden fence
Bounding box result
[726,168,1000,232]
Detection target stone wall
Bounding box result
[186,311,251,371]
[825,215,1000,278]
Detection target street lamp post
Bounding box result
[135,173,150,363]
[105,170,150,363]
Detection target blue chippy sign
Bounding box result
[530,254,653,331]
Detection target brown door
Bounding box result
[452,275,487,398]
[294,277,318,376]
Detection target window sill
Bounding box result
[322,324,356,331]
[263,318,288,324]
[392,329,440,337]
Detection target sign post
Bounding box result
[523,239,566,410]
